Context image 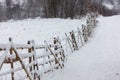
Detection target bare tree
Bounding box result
[6,0,12,20]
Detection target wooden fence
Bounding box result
[0,13,98,80]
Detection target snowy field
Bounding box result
[0,17,86,80]
[0,18,86,44]
[0,15,120,80]
[47,15,120,80]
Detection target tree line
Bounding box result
[0,0,117,22]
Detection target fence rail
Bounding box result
[0,13,98,80]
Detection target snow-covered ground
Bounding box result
[47,15,120,80]
[1,15,120,80]
[0,17,86,80]
[0,18,86,44]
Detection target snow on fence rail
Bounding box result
[0,13,98,80]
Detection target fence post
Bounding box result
[77,27,84,47]
[12,47,32,80]
[82,25,88,43]
[56,37,65,67]
[70,31,78,50]
[9,38,15,80]
[46,41,63,69]
[65,37,68,52]
[31,40,41,80]
[27,41,33,73]
[53,37,59,69]
[65,33,73,53]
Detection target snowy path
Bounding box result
[48,15,120,80]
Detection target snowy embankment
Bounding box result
[47,15,120,80]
